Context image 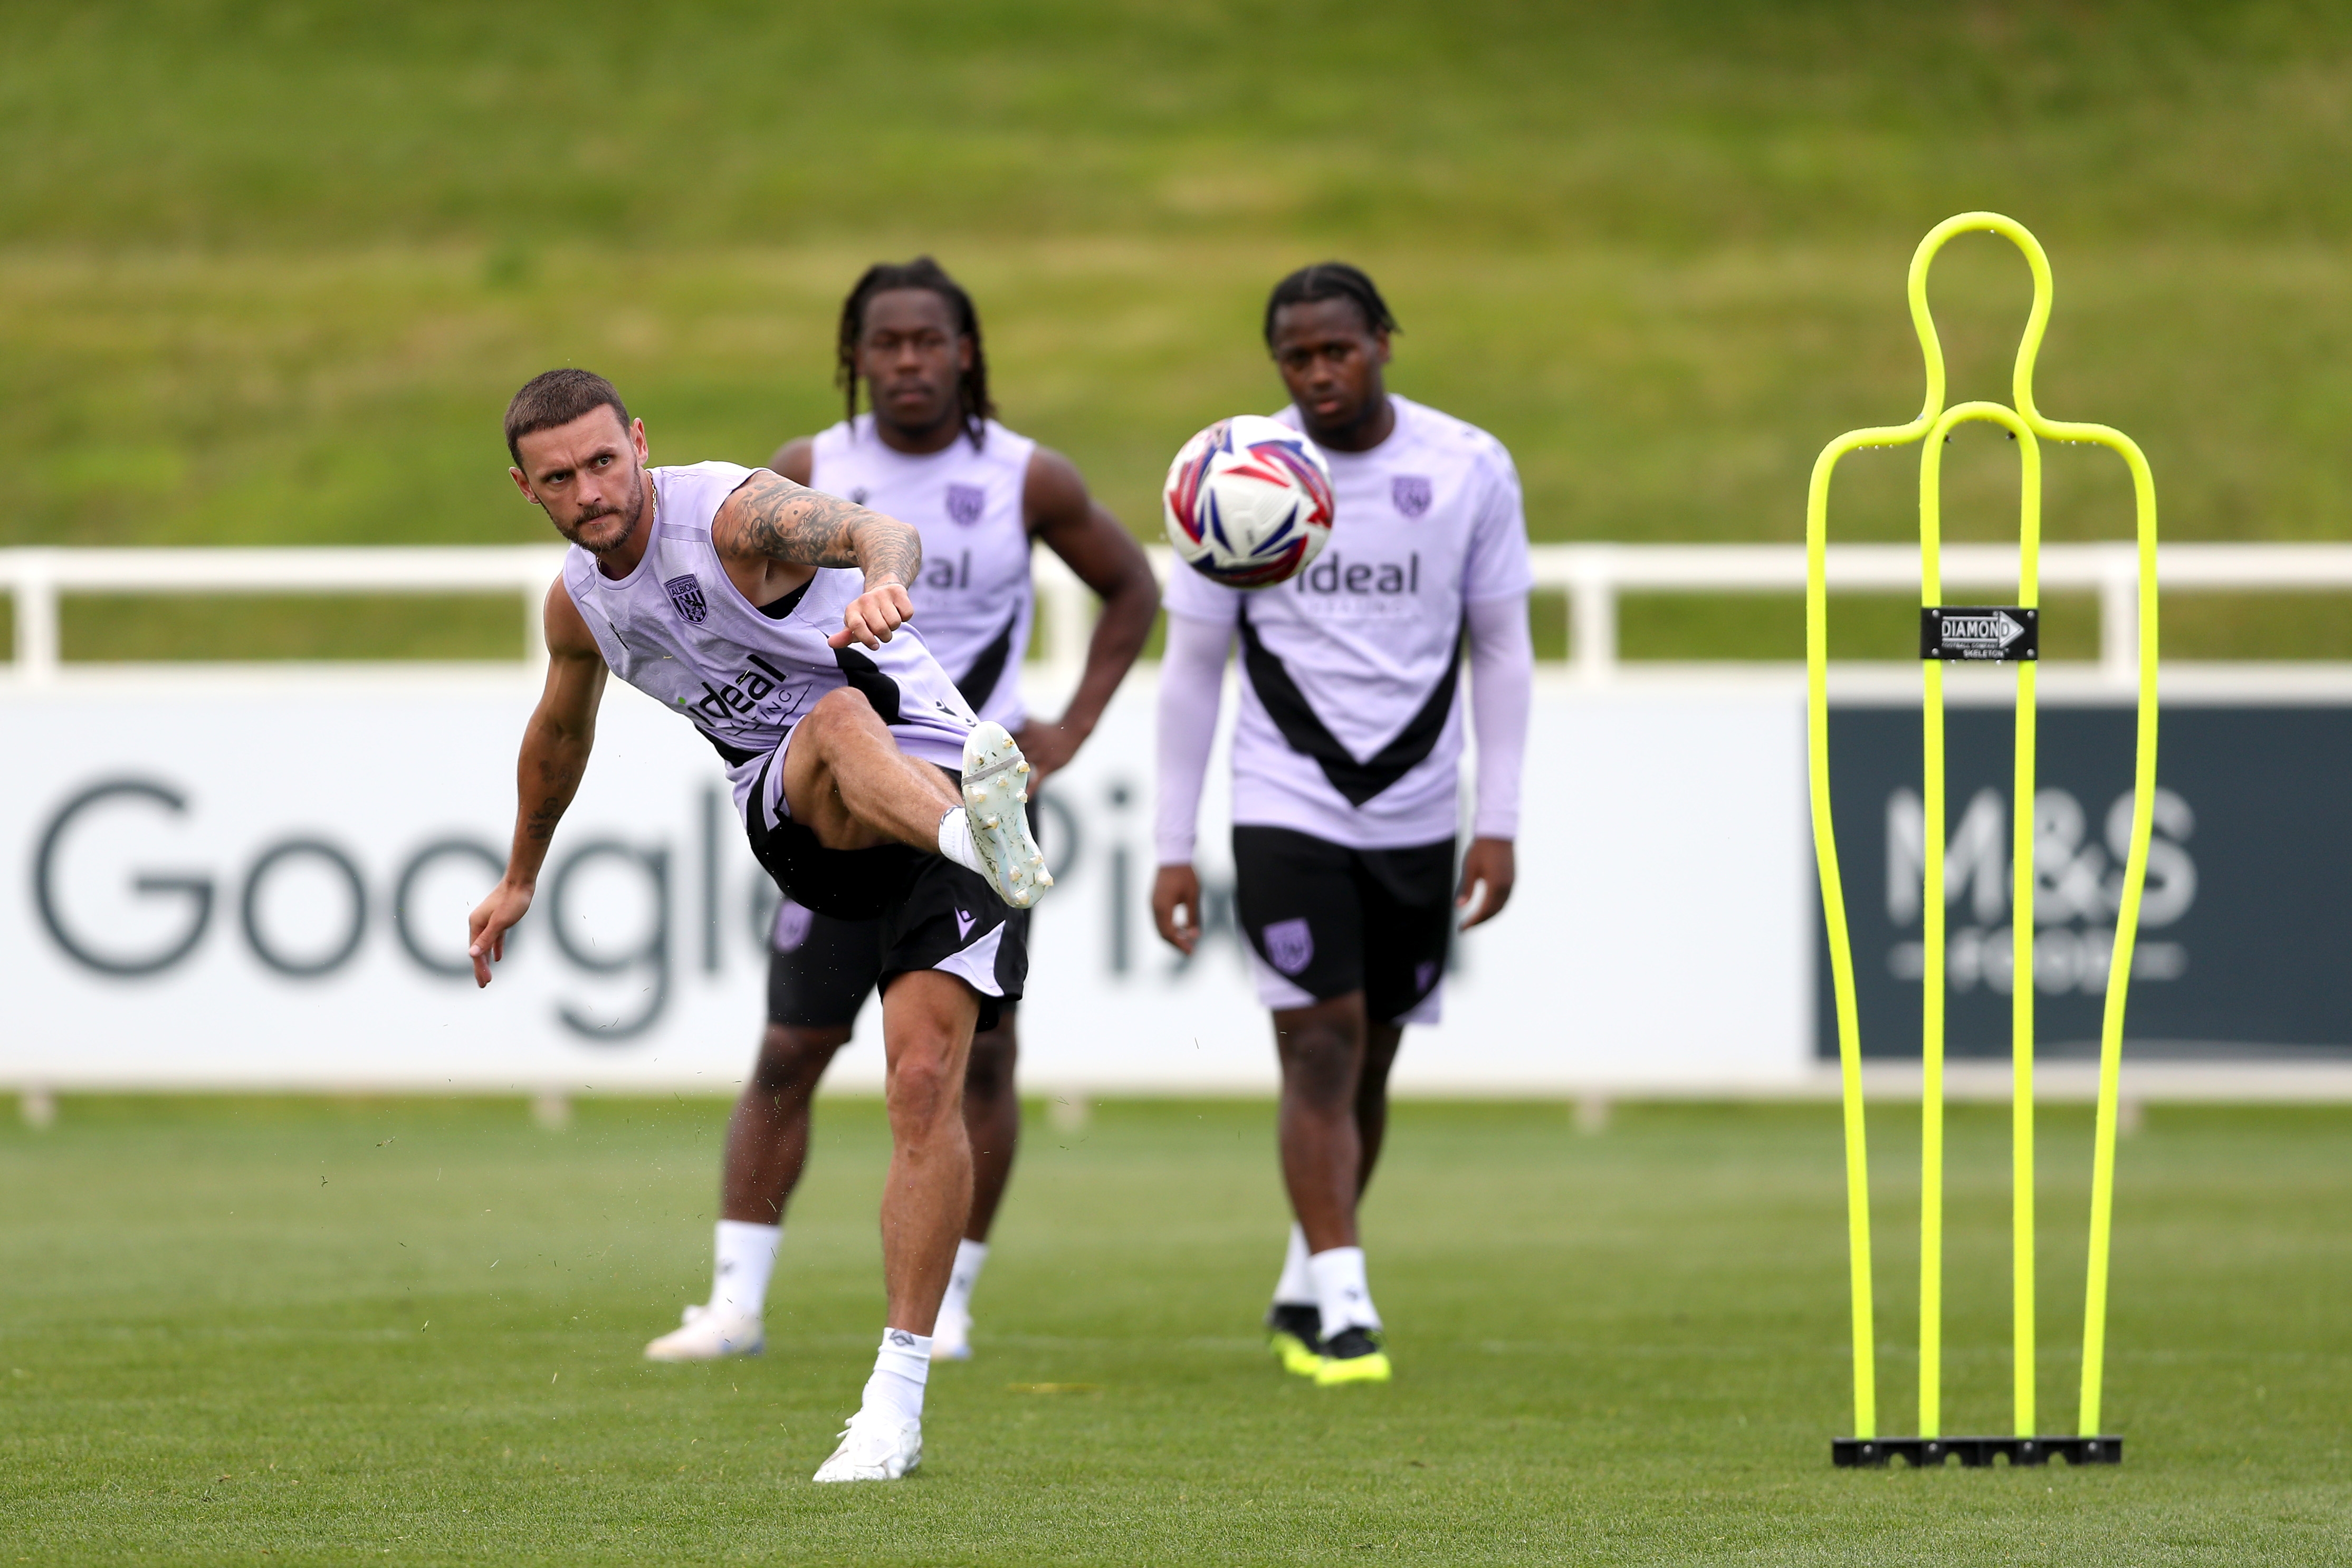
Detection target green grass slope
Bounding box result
[3,2,2350,656]
[1,1096,2347,1564]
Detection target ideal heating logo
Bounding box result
[686,653,810,730]
[922,550,978,592]
[1293,551,1421,597]
[1882,786,2195,993]
[1288,551,1427,619]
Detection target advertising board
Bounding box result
[1813,698,2352,1060]
[2,670,1815,1095]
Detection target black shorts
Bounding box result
[760,867,1026,1034]
[744,765,928,923]
[745,768,1026,1032]
[1231,825,1454,1025]
[766,904,893,1030]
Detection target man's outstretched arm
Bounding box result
[467,580,608,986]
[713,470,923,651]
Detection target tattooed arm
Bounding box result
[718,470,923,580]
[713,470,923,649]
[467,579,608,987]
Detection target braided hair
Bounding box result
[1263,261,1400,347]
[836,256,994,447]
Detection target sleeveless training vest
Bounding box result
[809,415,1037,728]
[561,461,977,820]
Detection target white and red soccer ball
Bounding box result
[1162,415,1335,589]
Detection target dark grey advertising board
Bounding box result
[1814,702,2352,1060]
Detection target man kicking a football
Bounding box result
[470,368,1053,1481]
[646,257,1157,1368]
[1152,264,1533,1385]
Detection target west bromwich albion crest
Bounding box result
[664,573,709,624]
[1392,475,1433,519]
[1261,916,1315,976]
[945,482,987,526]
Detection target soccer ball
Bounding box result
[1162,415,1335,589]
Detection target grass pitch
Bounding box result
[1,1096,2346,1564]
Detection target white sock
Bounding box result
[1272,1223,1315,1307]
[1309,1246,1381,1335]
[861,1328,931,1426]
[937,808,985,874]
[940,1239,989,1326]
[710,1220,780,1317]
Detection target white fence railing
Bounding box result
[7,541,2352,689]
[0,545,567,684]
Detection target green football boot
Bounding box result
[1315,1325,1392,1386]
[1265,1303,1324,1377]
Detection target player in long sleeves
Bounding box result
[646,257,1158,1366]
[1151,264,1534,1385]
[471,368,1053,1481]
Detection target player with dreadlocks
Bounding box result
[644,256,1159,1368]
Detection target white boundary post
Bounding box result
[10,549,60,687]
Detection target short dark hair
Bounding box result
[1263,262,1400,347]
[837,257,994,447]
[504,369,630,464]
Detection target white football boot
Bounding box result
[931,1306,973,1362]
[810,1410,923,1483]
[643,1303,763,1362]
[960,722,1053,910]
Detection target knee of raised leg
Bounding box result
[802,685,876,741]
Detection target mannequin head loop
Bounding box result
[1902,212,2056,429]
